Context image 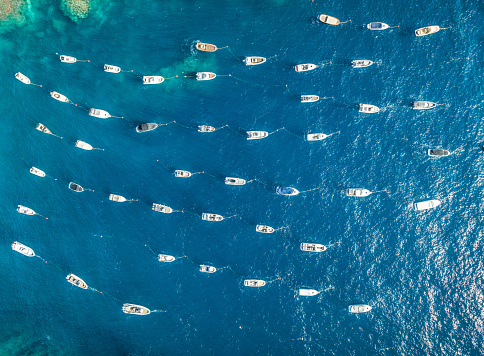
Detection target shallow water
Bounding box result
[1,0,483,354]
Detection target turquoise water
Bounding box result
[2,0,483,354]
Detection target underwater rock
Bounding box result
[61,0,90,22]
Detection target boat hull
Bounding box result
[318,14,340,25]
[414,199,441,211]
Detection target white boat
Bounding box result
[202,213,224,222]
[346,188,372,197]
[295,63,317,72]
[143,76,165,84]
[244,279,266,287]
[60,55,77,63]
[68,182,84,192]
[412,101,437,110]
[122,303,151,315]
[256,225,274,233]
[300,243,327,252]
[225,177,246,185]
[198,125,216,132]
[35,123,53,135]
[136,123,158,133]
[158,254,176,262]
[415,25,440,37]
[359,104,380,113]
[199,265,217,273]
[318,14,340,25]
[414,199,441,211]
[301,95,319,103]
[174,170,192,178]
[306,133,330,141]
[276,186,300,196]
[50,91,70,103]
[351,60,373,68]
[299,289,320,296]
[89,108,111,119]
[428,149,450,157]
[247,131,269,140]
[104,64,121,73]
[349,304,372,313]
[367,22,390,30]
[152,203,173,213]
[244,56,267,66]
[17,205,36,215]
[196,72,216,81]
[75,140,94,150]
[15,72,31,85]
[109,194,127,202]
[30,167,46,177]
[66,274,88,289]
[11,241,35,257]
[196,42,218,52]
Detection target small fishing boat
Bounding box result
[346,188,372,197]
[301,95,320,103]
[428,149,450,157]
[89,108,111,119]
[11,241,35,257]
[15,72,31,84]
[152,203,173,213]
[198,125,216,132]
[75,140,94,150]
[196,72,216,81]
[359,104,380,113]
[367,22,390,30]
[318,14,340,25]
[30,167,46,177]
[247,131,269,140]
[122,303,151,315]
[36,123,52,134]
[225,177,246,185]
[136,123,158,133]
[244,56,267,66]
[412,101,437,110]
[415,25,440,37]
[158,254,176,262]
[295,63,317,72]
[276,186,300,196]
[50,91,70,103]
[414,199,441,211]
[202,213,224,222]
[300,243,327,252]
[66,274,88,289]
[60,55,77,63]
[351,60,373,68]
[174,170,192,178]
[109,194,127,202]
[244,279,266,287]
[143,76,165,84]
[68,182,84,192]
[17,205,36,215]
[299,289,320,296]
[104,64,121,73]
[199,265,217,273]
[196,42,218,52]
[256,225,274,233]
[349,304,372,313]
[306,133,330,141]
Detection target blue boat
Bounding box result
[276,186,300,196]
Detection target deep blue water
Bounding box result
[1,0,483,354]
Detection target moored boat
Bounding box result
[318,14,340,25]
[244,56,267,66]
[276,186,300,196]
[256,225,274,233]
[136,123,158,133]
[15,72,31,84]
[367,22,390,30]
[244,279,266,287]
[196,42,218,52]
[60,55,77,63]
[428,149,450,157]
[414,199,441,211]
[202,213,224,222]
[143,76,165,84]
[152,203,173,213]
[295,63,317,72]
[415,25,440,37]
[359,104,380,113]
[299,289,320,296]
[122,303,151,315]
[247,131,269,140]
[104,64,121,73]
[301,95,319,103]
[306,133,330,141]
[35,123,52,134]
[351,60,373,68]
[66,273,88,289]
[349,304,372,313]
[174,170,192,178]
[30,167,46,177]
[196,72,216,81]
[158,254,176,262]
[225,177,246,185]
[68,182,84,192]
[75,140,94,150]
[109,194,127,202]
[11,241,35,257]
[199,265,217,273]
[412,101,437,110]
[89,108,111,119]
[346,188,372,197]
[198,125,216,132]
[300,243,327,252]
[50,91,70,103]
[17,205,36,215]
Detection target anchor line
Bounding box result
[267,277,281,284]
[225,125,245,136]
[224,214,237,220]
[282,128,302,138]
[151,310,168,313]
[214,124,229,131]
[299,187,320,194]
[156,160,173,172]
[144,243,157,256]
[340,20,351,24]
[268,127,284,135]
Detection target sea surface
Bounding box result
[1,0,483,354]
